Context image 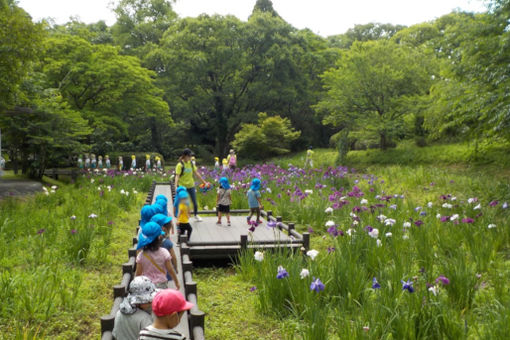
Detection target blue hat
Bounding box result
[140,205,157,227]
[151,213,173,227]
[250,178,261,191]
[155,194,168,203]
[219,177,230,190]
[152,203,165,215]
[176,186,186,194]
[178,191,189,200]
[137,222,165,250]
[155,198,168,216]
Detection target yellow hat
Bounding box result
[146,154,150,159]
[131,155,135,159]
[222,158,228,164]
[214,157,219,161]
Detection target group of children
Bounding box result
[78,154,163,172]
[214,149,237,172]
[113,192,194,340]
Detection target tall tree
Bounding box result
[328,23,405,49]
[252,0,279,17]
[317,40,433,150]
[0,0,43,110]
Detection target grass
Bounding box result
[0,170,157,339]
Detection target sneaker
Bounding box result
[194,215,203,222]
[216,221,222,225]
[246,217,251,225]
[227,222,231,226]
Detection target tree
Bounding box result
[42,34,171,154]
[317,40,433,150]
[0,0,44,110]
[233,113,300,159]
[328,23,405,49]
[252,0,280,17]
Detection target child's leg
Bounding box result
[227,212,231,223]
[217,212,222,223]
[256,208,261,223]
[187,187,198,216]
[187,224,193,238]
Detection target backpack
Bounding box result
[229,154,237,166]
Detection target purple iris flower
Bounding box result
[401,279,414,293]
[250,286,257,292]
[440,216,450,222]
[267,221,277,228]
[462,218,474,223]
[248,226,256,232]
[108,221,114,225]
[414,220,424,227]
[435,275,450,285]
[70,229,77,234]
[276,266,289,279]
[310,277,325,292]
[37,228,45,235]
[327,246,336,253]
[365,225,373,232]
[372,277,381,289]
[327,226,339,237]
[308,227,314,233]
[420,211,427,216]
[489,200,499,207]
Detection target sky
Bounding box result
[17,0,487,36]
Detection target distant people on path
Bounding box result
[214,157,220,171]
[176,190,193,239]
[247,178,262,225]
[305,146,314,169]
[85,154,90,169]
[156,156,162,171]
[98,155,103,169]
[216,177,232,226]
[77,155,83,170]
[105,155,111,169]
[136,221,180,290]
[131,154,137,170]
[222,158,228,171]
[112,276,156,340]
[138,289,193,340]
[227,149,237,170]
[146,154,151,172]
[118,156,124,171]
[174,148,208,222]
[0,156,5,177]
[91,154,97,169]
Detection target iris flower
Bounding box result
[435,275,450,285]
[368,228,379,238]
[401,279,414,293]
[267,221,277,228]
[488,224,496,229]
[489,200,499,207]
[372,277,381,289]
[306,249,319,260]
[88,213,98,218]
[276,266,289,279]
[254,251,264,262]
[300,268,310,279]
[310,277,325,292]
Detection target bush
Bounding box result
[233,113,301,160]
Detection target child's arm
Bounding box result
[169,248,178,273]
[165,259,180,290]
[216,192,220,205]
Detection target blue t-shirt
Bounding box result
[162,238,174,280]
[247,189,261,208]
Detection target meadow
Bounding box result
[194,145,510,339]
[0,170,162,339]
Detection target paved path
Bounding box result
[0,179,43,198]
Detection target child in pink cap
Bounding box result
[138,289,194,340]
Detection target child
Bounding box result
[118,156,124,171]
[85,154,90,169]
[222,158,228,171]
[155,194,169,216]
[305,146,314,169]
[136,222,180,290]
[156,156,162,171]
[173,186,187,218]
[105,155,111,169]
[247,178,262,225]
[176,191,192,239]
[77,155,84,169]
[140,205,158,228]
[131,154,137,170]
[98,155,103,169]
[216,177,232,226]
[146,154,151,172]
[214,157,220,171]
[151,214,178,280]
[113,276,157,340]
[138,289,193,340]
[91,154,97,169]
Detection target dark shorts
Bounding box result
[218,204,230,213]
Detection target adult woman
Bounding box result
[174,148,207,222]
[227,149,237,170]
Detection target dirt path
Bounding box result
[0,179,43,197]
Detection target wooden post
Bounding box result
[179,234,188,244]
[240,234,248,250]
[288,223,295,232]
[276,216,282,230]
[302,232,310,251]
[113,284,126,299]
[128,248,137,258]
[267,210,273,217]
[100,315,115,333]
[132,237,138,246]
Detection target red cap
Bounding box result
[152,289,194,317]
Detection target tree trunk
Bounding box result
[380,132,388,150]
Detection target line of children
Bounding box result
[216,177,232,226]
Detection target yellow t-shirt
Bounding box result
[175,161,197,189]
[307,150,314,158]
[177,203,190,224]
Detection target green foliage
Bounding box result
[328,22,406,49]
[233,113,301,160]
[318,40,435,150]
[0,0,44,110]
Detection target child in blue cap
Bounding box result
[247,178,262,225]
[176,191,192,239]
[173,186,187,218]
[151,214,177,280]
[155,195,169,216]
[140,205,157,227]
[136,221,180,290]
[216,177,232,226]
